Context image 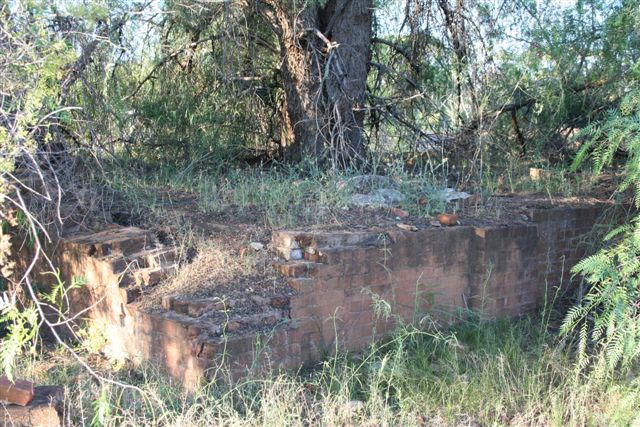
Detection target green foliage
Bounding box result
[572,88,640,196]
[561,221,640,371]
[102,156,458,231]
[91,388,114,427]
[48,0,636,173]
[0,296,38,381]
[562,61,640,372]
[0,0,94,381]
[0,1,75,198]
[0,272,89,381]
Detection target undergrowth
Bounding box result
[100,160,445,229]
[18,310,640,427]
[99,157,595,231]
[561,77,640,374]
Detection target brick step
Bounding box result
[95,253,131,274]
[0,385,63,427]
[273,230,388,260]
[190,319,294,360]
[96,252,176,277]
[118,264,179,303]
[162,294,291,319]
[0,376,34,406]
[64,226,157,257]
[222,310,287,334]
[122,264,178,288]
[151,308,290,343]
[304,245,381,265]
[273,261,322,277]
[125,247,177,270]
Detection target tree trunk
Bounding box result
[270,0,373,168]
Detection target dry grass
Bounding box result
[17,312,640,427]
[140,230,280,309]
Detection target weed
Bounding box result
[13,307,640,427]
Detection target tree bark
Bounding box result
[269,0,373,167]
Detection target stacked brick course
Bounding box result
[23,205,602,388]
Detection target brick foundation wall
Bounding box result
[273,206,598,363]
[16,205,602,388]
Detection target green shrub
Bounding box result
[562,61,640,373]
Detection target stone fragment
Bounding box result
[289,241,303,260]
[0,376,34,406]
[438,188,472,203]
[349,193,385,207]
[340,175,406,208]
[350,188,406,208]
[337,175,397,193]
[390,207,409,218]
[396,223,418,232]
[249,242,264,251]
[375,188,405,205]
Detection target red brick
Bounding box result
[225,321,241,333]
[0,385,63,426]
[187,301,224,317]
[148,314,191,339]
[197,340,222,359]
[274,262,309,277]
[287,277,314,293]
[225,336,255,355]
[187,325,202,339]
[0,376,35,406]
[317,290,347,313]
[269,296,289,309]
[303,250,323,262]
[172,300,190,315]
[314,264,344,279]
[161,295,174,310]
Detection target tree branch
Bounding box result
[124,36,222,100]
[372,37,421,74]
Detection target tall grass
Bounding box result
[100,159,452,229]
[19,310,640,427]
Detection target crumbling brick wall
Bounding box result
[272,206,599,363]
[16,205,603,388]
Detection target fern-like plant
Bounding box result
[561,62,640,372]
